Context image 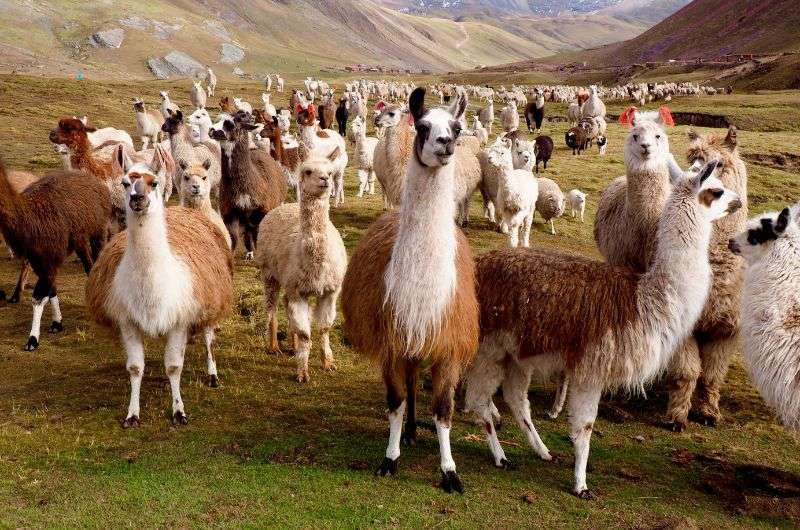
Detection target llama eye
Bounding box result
[633,134,638,141]
[711,189,724,199]
[184,176,189,181]
[122,181,130,188]
[656,134,661,139]
[203,176,207,180]
[305,170,312,176]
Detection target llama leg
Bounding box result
[120,322,144,428]
[141,137,150,151]
[695,334,739,426]
[568,382,602,499]
[546,372,569,419]
[502,361,552,460]
[314,292,337,371]
[357,169,367,197]
[549,219,556,236]
[522,215,533,247]
[164,326,189,425]
[75,239,93,274]
[508,222,519,248]
[377,362,407,476]
[204,327,219,388]
[368,171,376,195]
[432,359,463,493]
[403,361,419,446]
[9,260,31,304]
[25,277,52,351]
[243,230,255,261]
[263,276,282,355]
[665,338,701,432]
[48,286,63,334]
[287,297,312,383]
[464,338,510,468]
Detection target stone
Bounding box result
[163,51,204,76]
[89,28,124,49]
[220,43,245,64]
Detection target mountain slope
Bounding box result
[0,0,652,79]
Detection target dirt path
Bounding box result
[455,22,469,52]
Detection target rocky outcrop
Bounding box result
[220,43,244,64]
[146,51,204,79]
[89,28,124,48]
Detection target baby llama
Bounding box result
[341,88,479,493]
[566,189,586,222]
[731,206,800,430]
[350,115,378,197]
[255,151,347,382]
[86,156,233,425]
[465,161,741,498]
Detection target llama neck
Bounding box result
[125,208,174,267]
[182,193,213,215]
[299,124,316,149]
[271,132,286,164]
[71,137,110,179]
[385,156,458,354]
[169,124,193,150]
[625,158,671,214]
[298,197,329,264]
[0,169,22,230]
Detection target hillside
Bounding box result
[0,0,652,79]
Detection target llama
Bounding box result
[731,206,800,430]
[535,177,565,235]
[0,157,111,350]
[464,161,741,498]
[133,98,164,150]
[565,127,589,155]
[505,132,535,171]
[190,81,207,109]
[86,158,233,425]
[161,110,221,205]
[372,102,414,210]
[233,97,253,114]
[255,152,347,382]
[566,189,586,222]
[350,116,378,197]
[500,102,519,133]
[255,111,306,181]
[295,104,348,206]
[341,88,479,493]
[478,137,511,227]
[188,108,213,143]
[276,75,285,92]
[210,112,288,258]
[160,91,180,120]
[262,93,277,117]
[204,66,217,97]
[471,115,488,147]
[534,135,553,173]
[581,85,606,119]
[567,102,581,126]
[178,159,229,246]
[76,116,134,150]
[495,150,538,247]
[525,91,545,133]
[335,98,349,136]
[478,98,494,135]
[0,169,39,304]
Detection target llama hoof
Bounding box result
[267,347,283,356]
[322,360,337,372]
[172,411,189,425]
[664,420,686,433]
[49,320,64,333]
[296,370,310,383]
[24,336,39,351]
[575,488,597,500]
[440,470,464,494]
[208,375,219,388]
[277,330,287,341]
[375,457,398,477]
[496,458,515,470]
[121,415,140,429]
[401,429,417,447]
[545,409,560,420]
[244,251,254,261]
[697,413,718,428]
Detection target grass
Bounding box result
[1,74,800,528]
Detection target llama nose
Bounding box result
[640,142,651,150]
[728,238,741,254]
[191,184,200,194]
[444,141,455,156]
[48,130,58,143]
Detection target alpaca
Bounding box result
[204,66,217,97]
[341,88,479,493]
[581,85,606,119]
[464,161,741,498]
[210,112,288,258]
[276,75,285,92]
[471,115,488,147]
[255,111,306,181]
[567,102,581,126]
[0,157,111,350]
[160,91,180,120]
[335,98,349,136]
[295,104,348,206]
[86,158,233,425]
[533,135,553,173]
[524,91,545,133]
[350,116,378,197]
[233,97,253,114]
[372,102,414,210]
[731,206,800,430]
[478,98,494,135]
[495,151,538,247]
[188,108,213,143]
[566,189,586,222]
[452,136,482,227]
[256,153,347,382]
[76,116,134,150]
[505,132,535,171]
[190,81,207,109]
[133,98,164,150]
[178,159,230,247]
[535,177,565,235]
[161,110,221,205]
[500,102,519,133]
[261,93,277,117]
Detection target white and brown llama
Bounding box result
[341,88,479,493]
[86,154,233,426]
[464,161,741,498]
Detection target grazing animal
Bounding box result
[210,112,288,258]
[478,98,494,135]
[500,102,519,133]
[350,116,378,197]
[262,93,277,117]
[581,85,606,119]
[335,98,349,136]
[567,102,581,126]
[731,206,800,430]
[597,134,607,155]
[160,91,180,120]
[295,104,348,207]
[566,189,586,222]
[0,170,40,304]
[535,177,565,235]
[190,81,207,109]
[178,159,229,246]
[493,142,538,247]
[525,91,545,133]
[477,137,511,227]
[372,101,414,209]
[161,110,221,205]
[464,161,741,498]
[533,135,553,173]
[471,115,488,147]
[341,88,479,494]
[256,152,347,382]
[75,116,134,150]
[204,66,217,97]
[133,98,164,150]
[565,127,589,155]
[233,97,253,114]
[86,158,233,426]
[0,157,111,350]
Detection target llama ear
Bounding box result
[724,125,738,150]
[202,158,212,171]
[409,87,427,124]
[178,159,188,171]
[80,116,88,125]
[327,146,341,162]
[295,103,303,114]
[619,106,636,127]
[375,101,386,111]
[775,207,791,234]
[449,91,467,122]
[698,160,719,186]
[687,128,700,141]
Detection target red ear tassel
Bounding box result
[619,106,637,127]
[295,103,303,114]
[375,101,386,111]
[659,106,675,126]
[307,104,315,115]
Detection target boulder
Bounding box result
[146,51,203,79]
[232,66,245,77]
[220,43,245,64]
[147,58,173,80]
[89,28,124,49]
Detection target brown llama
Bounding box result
[0,169,39,304]
[341,88,479,493]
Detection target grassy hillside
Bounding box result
[0,0,651,79]
[1,74,800,527]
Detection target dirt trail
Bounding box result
[455,22,469,52]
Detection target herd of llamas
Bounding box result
[1,68,799,500]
